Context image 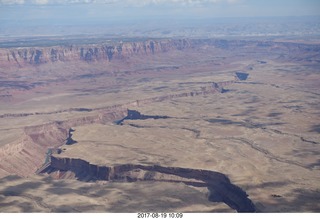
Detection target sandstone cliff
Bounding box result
[1,39,319,68]
[0,39,191,67]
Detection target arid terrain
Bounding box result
[0,37,319,212]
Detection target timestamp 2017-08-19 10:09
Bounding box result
[137,213,183,218]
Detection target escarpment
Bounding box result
[0,39,191,67]
[1,39,319,68]
[37,156,255,212]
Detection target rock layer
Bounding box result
[1,39,319,68]
[0,39,191,67]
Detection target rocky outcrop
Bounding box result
[1,39,319,68]
[0,39,191,67]
[38,156,255,212]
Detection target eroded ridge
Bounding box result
[37,156,256,213]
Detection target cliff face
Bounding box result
[0,122,68,177]
[39,156,255,212]
[1,38,319,68]
[0,109,128,178]
[0,39,191,67]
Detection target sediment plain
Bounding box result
[0,38,319,212]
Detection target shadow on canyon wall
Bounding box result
[114,109,171,125]
[310,124,320,133]
[37,156,256,212]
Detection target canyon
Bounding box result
[37,156,256,212]
[0,37,319,212]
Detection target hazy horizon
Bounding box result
[1,0,320,38]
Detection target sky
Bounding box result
[0,0,320,37]
[1,0,320,20]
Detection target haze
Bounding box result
[1,0,320,38]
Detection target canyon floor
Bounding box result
[0,38,319,212]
